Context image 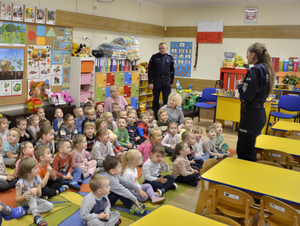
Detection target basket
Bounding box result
[80,73,92,85]
[81,61,94,73]
[80,90,93,102]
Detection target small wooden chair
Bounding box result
[285,130,300,140]
[260,196,300,226]
[206,214,241,226]
[195,159,219,215]
[256,160,284,168]
[211,185,259,226]
[261,149,294,169]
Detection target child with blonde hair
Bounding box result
[71,134,98,179]
[2,128,21,166]
[162,122,180,156]
[15,157,53,226]
[179,117,194,141]
[213,122,230,156]
[81,108,96,133]
[122,149,166,204]
[147,109,157,128]
[171,142,200,187]
[192,127,209,163]
[153,108,169,135]
[27,114,40,139]
[137,128,162,163]
[36,107,45,121]
[113,117,132,149]
[118,110,127,120]
[101,112,117,131]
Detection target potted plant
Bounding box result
[281,73,300,90]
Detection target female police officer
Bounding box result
[236,43,275,161]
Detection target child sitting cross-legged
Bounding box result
[182,131,203,170]
[80,174,121,226]
[213,122,230,157]
[53,140,82,191]
[91,128,115,169]
[161,122,180,156]
[2,128,21,166]
[58,114,78,142]
[122,149,166,204]
[179,117,194,141]
[103,156,147,215]
[202,124,228,160]
[16,117,34,144]
[34,145,68,199]
[113,117,133,150]
[142,144,177,197]
[137,112,149,140]
[171,142,200,187]
[15,157,54,226]
[192,127,209,163]
[153,108,169,136]
[71,134,98,180]
[126,112,145,147]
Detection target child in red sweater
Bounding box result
[53,140,82,191]
[137,112,149,140]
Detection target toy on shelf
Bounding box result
[45,89,74,106]
[139,103,148,113]
[27,98,42,111]
[72,42,79,56]
[183,94,199,110]
[235,56,244,68]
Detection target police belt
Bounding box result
[247,103,264,109]
[154,75,169,79]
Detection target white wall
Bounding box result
[163,2,300,80]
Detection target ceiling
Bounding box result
[132,0,300,8]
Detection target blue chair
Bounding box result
[193,88,217,122]
[266,95,300,134]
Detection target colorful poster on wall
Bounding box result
[51,65,62,75]
[51,75,62,86]
[64,28,72,42]
[12,4,23,22]
[27,45,51,68]
[61,42,71,53]
[62,54,70,67]
[12,81,22,96]
[28,78,50,100]
[36,7,45,24]
[1,2,12,21]
[0,48,24,80]
[27,68,39,79]
[57,28,64,40]
[170,42,192,77]
[51,53,62,64]
[46,8,56,25]
[0,81,12,96]
[0,22,26,46]
[53,40,60,52]
[25,5,35,23]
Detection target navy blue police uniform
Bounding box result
[148,52,174,119]
[237,61,269,162]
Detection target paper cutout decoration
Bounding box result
[28,30,36,40]
[37,25,46,36]
[36,37,45,45]
[46,27,56,37]
[197,21,223,43]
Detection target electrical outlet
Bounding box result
[83,36,88,40]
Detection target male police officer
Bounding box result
[148,42,174,119]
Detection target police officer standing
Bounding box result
[236,42,274,162]
[148,42,174,119]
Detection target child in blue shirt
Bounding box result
[2,128,21,166]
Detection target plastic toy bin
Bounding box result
[80,90,93,102]
[80,73,92,85]
[81,61,94,73]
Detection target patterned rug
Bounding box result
[2,157,191,226]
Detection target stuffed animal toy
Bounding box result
[82,46,92,57]
[72,42,79,56]
[77,43,86,56]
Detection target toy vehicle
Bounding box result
[50,92,74,106]
[27,98,42,110]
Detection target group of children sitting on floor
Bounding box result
[0,98,229,226]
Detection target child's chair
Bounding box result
[256,160,283,168]
[285,130,300,140]
[206,214,241,226]
[211,185,259,226]
[261,149,294,169]
[259,195,300,226]
[195,159,218,215]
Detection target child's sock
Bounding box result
[58,185,69,193]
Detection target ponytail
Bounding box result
[170,142,186,162]
[121,151,128,174]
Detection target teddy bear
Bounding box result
[72,42,79,57]
[82,46,92,57]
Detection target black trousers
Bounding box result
[237,108,266,162]
[42,177,65,198]
[153,78,171,120]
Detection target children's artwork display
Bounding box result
[27,45,51,79]
[51,75,62,86]
[52,53,62,64]
[64,28,72,42]
[46,8,56,25]
[12,4,23,22]
[36,7,45,24]
[170,42,192,77]
[51,64,62,75]
[25,5,35,23]
[28,78,50,100]
[57,28,64,40]
[0,22,26,46]
[62,54,70,67]
[0,48,24,80]
[53,40,60,52]
[1,2,12,21]
[61,42,71,53]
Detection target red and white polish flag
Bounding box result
[197,21,223,43]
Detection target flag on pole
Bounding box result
[197,21,223,43]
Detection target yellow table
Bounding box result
[215,95,272,133]
[130,205,227,226]
[255,134,300,160]
[201,158,300,207]
[271,121,300,137]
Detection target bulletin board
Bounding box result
[170,42,193,77]
[0,22,72,106]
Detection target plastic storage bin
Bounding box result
[80,73,92,85]
[81,61,94,73]
[80,90,93,102]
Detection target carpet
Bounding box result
[2,157,191,226]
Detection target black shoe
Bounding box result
[69,183,81,191]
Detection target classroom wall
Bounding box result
[163,2,300,80]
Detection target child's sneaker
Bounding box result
[40,196,48,200]
[120,148,128,152]
[58,185,69,193]
[154,192,160,197]
[3,206,24,220]
[171,183,178,190]
[129,204,146,215]
[151,196,166,204]
[69,182,81,191]
[34,214,47,226]
[138,202,146,209]
[156,189,162,197]
[115,218,122,226]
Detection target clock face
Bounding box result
[245,8,258,23]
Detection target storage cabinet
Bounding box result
[106,73,115,86]
[124,72,132,84]
[115,72,124,85]
[139,74,162,109]
[124,85,131,97]
[70,57,95,106]
[132,71,139,84]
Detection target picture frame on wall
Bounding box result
[12,4,23,22]
[245,7,258,23]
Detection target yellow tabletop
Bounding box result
[130,205,227,226]
[272,121,300,132]
[201,158,300,206]
[255,134,300,157]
